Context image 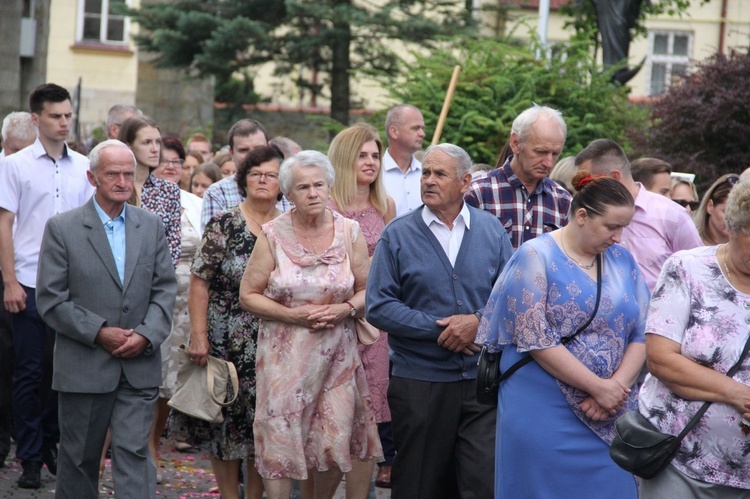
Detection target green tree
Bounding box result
[640,49,750,185]
[128,0,474,125]
[382,37,649,164]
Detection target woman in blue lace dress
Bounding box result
[478,171,650,498]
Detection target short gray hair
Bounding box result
[89,139,136,173]
[1,112,36,142]
[724,177,750,234]
[511,104,567,145]
[423,143,472,179]
[106,104,141,127]
[278,150,335,197]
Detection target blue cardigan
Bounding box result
[366,205,513,382]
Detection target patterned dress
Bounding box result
[160,211,201,398]
[478,233,650,498]
[328,201,390,423]
[253,210,383,479]
[639,245,750,489]
[141,174,182,266]
[169,207,259,460]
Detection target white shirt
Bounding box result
[421,203,471,267]
[180,189,203,238]
[382,149,422,216]
[0,139,94,287]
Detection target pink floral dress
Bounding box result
[254,210,383,480]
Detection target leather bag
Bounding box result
[168,344,239,423]
[610,331,750,479]
[341,217,380,345]
[609,411,681,479]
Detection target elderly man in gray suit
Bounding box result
[36,139,177,499]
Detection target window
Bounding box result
[646,31,692,96]
[78,0,129,44]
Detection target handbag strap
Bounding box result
[499,253,603,383]
[674,331,750,442]
[206,356,239,407]
[561,253,602,345]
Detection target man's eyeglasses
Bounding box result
[161,159,184,168]
[673,199,699,210]
[248,172,279,181]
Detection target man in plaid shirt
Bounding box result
[465,105,572,249]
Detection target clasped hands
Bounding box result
[96,326,149,359]
[580,377,631,422]
[436,314,481,356]
[293,303,351,332]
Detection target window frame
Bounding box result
[645,30,693,97]
[76,0,131,45]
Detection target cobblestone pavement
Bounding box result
[0,440,391,498]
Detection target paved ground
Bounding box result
[0,440,391,498]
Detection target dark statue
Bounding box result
[592,0,647,84]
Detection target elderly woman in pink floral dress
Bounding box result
[639,177,750,497]
[240,151,382,499]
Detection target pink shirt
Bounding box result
[620,183,702,291]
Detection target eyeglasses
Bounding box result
[248,172,279,181]
[673,199,699,210]
[161,159,184,168]
[727,175,740,186]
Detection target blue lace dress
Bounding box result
[478,233,649,498]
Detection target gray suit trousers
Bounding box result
[55,374,158,499]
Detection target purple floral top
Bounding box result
[639,245,750,489]
[478,233,649,443]
[142,174,181,267]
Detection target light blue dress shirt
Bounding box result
[93,197,127,284]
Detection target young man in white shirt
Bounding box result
[0,83,95,489]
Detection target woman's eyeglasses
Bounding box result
[248,172,279,181]
[673,199,699,210]
[161,158,184,168]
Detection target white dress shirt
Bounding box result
[0,139,94,287]
[421,203,471,267]
[382,149,422,217]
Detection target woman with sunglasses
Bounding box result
[694,174,739,246]
[670,178,700,213]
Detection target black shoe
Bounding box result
[17,461,42,489]
[42,446,58,475]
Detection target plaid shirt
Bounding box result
[465,158,572,249]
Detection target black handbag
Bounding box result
[610,332,750,479]
[477,254,602,406]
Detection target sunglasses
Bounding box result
[673,199,699,210]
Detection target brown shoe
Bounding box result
[375,464,392,488]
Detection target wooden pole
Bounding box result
[431,65,461,145]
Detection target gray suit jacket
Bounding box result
[36,198,177,393]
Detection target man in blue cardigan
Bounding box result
[367,143,513,499]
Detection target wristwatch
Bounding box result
[473,310,483,322]
[345,301,357,317]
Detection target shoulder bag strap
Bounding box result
[499,253,602,382]
[207,356,240,407]
[675,330,750,441]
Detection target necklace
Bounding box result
[724,244,734,285]
[240,204,278,233]
[560,228,597,270]
[292,211,328,254]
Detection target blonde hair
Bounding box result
[327,123,388,216]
